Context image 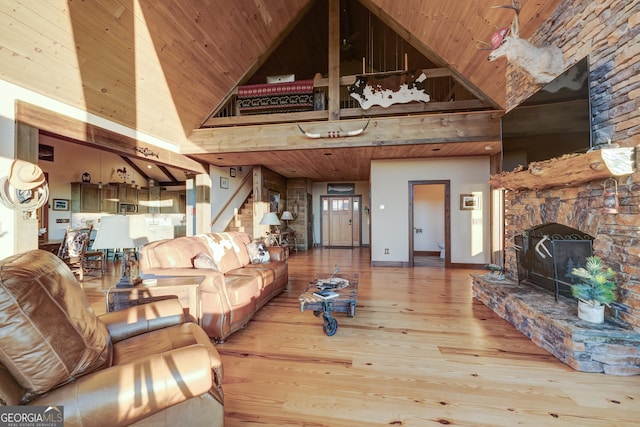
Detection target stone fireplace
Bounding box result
[471,0,640,376]
[514,223,594,301]
[473,156,640,375]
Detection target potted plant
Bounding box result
[570,256,617,323]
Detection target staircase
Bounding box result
[225,193,254,236]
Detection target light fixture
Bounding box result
[92,214,152,287]
[0,159,49,219]
[293,196,300,218]
[280,210,294,229]
[602,178,618,214]
[259,212,281,233]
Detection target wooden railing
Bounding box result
[201,68,490,128]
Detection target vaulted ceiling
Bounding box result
[1,0,564,181]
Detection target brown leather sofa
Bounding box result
[0,250,224,427]
[139,231,288,342]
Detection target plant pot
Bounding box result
[577,300,605,323]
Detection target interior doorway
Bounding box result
[409,180,450,268]
[320,195,362,247]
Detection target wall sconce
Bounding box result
[293,199,300,218]
[602,178,618,214]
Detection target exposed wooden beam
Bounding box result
[185,110,501,154]
[489,148,636,191]
[158,165,179,183]
[16,101,206,174]
[120,156,150,181]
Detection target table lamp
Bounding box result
[259,211,281,233]
[280,210,294,230]
[92,214,152,287]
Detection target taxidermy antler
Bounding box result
[484,0,565,85]
[297,119,370,139]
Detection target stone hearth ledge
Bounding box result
[472,274,640,376]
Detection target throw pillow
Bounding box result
[246,242,271,264]
[0,250,110,402]
[192,252,218,270]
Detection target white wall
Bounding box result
[371,157,490,265]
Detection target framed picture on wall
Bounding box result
[38,144,54,162]
[220,177,229,189]
[268,190,280,212]
[459,194,479,210]
[327,183,355,195]
[52,199,69,211]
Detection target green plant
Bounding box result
[570,256,617,307]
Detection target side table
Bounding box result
[105,276,204,323]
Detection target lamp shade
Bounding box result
[280,211,294,221]
[259,212,281,226]
[92,215,152,250]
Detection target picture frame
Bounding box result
[230,167,236,178]
[52,198,69,211]
[268,190,280,212]
[459,194,479,210]
[220,177,229,189]
[327,183,355,195]
[38,144,54,162]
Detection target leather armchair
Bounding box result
[0,250,224,427]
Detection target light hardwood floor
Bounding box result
[84,249,639,427]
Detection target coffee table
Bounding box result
[299,273,359,336]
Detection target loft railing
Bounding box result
[201,68,490,128]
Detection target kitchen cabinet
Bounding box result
[116,183,138,204]
[137,188,149,213]
[71,183,100,213]
[101,184,119,214]
[160,190,186,214]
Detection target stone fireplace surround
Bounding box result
[473,161,640,375]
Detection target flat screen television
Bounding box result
[501,56,592,172]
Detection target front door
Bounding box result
[321,196,361,247]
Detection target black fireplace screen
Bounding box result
[515,223,594,300]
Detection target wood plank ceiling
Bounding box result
[0,0,564,182]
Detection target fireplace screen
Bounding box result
[515,223,594,300]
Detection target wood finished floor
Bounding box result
[83,249,639,427]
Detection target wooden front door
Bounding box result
[321,196,361,247]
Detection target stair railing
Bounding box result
[210,168,253,231]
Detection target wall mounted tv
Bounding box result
[501,57,592,172]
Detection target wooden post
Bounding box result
[328,0,340,121]
[15,122,39,254]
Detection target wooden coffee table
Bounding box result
[299,273,359,336]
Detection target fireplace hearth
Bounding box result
[515,223,594,301]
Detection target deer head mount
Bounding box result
[482,0,565,85]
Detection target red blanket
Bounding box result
[237,80,314,114]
